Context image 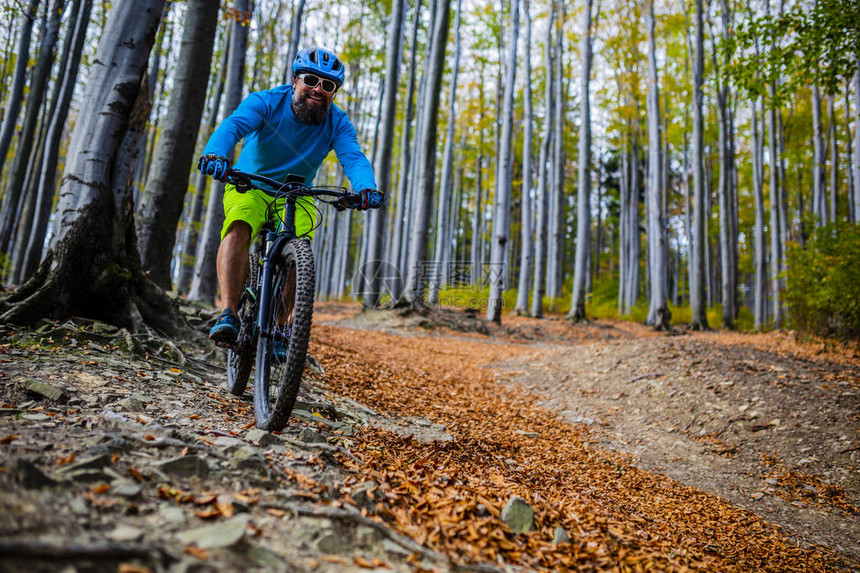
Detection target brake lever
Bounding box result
[228,170,252,193]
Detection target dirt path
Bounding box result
[499,330,860,561]
[1,303,858,572]
[315,304,860,570]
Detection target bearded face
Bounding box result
[291,76,334,125]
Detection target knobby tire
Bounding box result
[225,264,259,396]
[253,239,315,431]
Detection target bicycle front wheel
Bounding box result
[253,238,315,431]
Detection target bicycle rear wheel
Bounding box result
[253,238,315,431]
[225,281,258,396]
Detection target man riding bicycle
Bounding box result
[198,47,384,347]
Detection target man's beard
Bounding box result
[292,90,331,125]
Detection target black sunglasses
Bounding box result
[299,73,338,94]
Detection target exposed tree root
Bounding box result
[281,503,505,573]
[0,539,173,565]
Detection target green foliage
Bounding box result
[726,0,860,103]
[784,223,860,341]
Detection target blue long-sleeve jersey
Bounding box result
[203,85,376,193]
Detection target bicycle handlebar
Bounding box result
[226,169,362,211]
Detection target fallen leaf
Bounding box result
[267,508,286,517]
[216,501,235,518]
[194,507,221,519]
[143,435,157,441]
[118,564,153,573]
[92,484,110,494]
[188,414,201,420]
[0,435,20,444]
[55,453,75,466]
[353,556,381,568]
[127,467,145,482]
[195,494,217,505]
[184,546,208,560]
[322,556,347,565]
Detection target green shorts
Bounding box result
[221,183,317,243]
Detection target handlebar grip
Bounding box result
[334,193,362,211]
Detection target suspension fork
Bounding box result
[256,198,297,342]
[256,231,288,341]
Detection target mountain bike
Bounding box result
[222,170,362,431]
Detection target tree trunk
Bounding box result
[487,0,519,323]
[547,3,566,300]
[0,0,64,257]
[626,135,641,313]
[847,74,855,224]
[401,0,450,307]
[132,2,171,204]
[471,153,483,286]
[854,66,860,224]
[710,0,736,328]
[17,0,92,283]
[812,84,826,226]
[752,96,766,329]
[428,0,462,306]
[514,0,533,315]
[568,0,592,323]
[689,0,708,330]
[643,0,669,329]
[282,0,306,84]
[136,0,220,291]
[389,0,422,300]
[0,0,40,184]
[176,31,229,295]
[827,94,838,225]
[362,0,405,308]
[531,11,553,319]
[189,0,252,304]
[767,91,782,327]
[11,0,82,284]
[0,0,188,336]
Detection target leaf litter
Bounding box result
[311,311,857,572]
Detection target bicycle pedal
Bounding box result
[214,339,237,350]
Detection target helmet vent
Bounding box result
[309,51,317,64]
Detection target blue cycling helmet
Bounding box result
[293,47,345,87]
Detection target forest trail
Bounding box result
[1,302,858,572]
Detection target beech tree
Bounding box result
[136,0,221,290]
[0,0,65,258]
[17,0,93,283]
[514,0,533,315]
[401,0,450,307]
[643,0,670,329]
[487,0,519,323]
[569,0,594,323]
[388,0,422,301]
[189,0,253,304]
[530,7,555,319]
[0,0,40,184]
[362,0,406,308]
[0,0,188,335]
[689,0,708,330]
[429,0,462,306]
